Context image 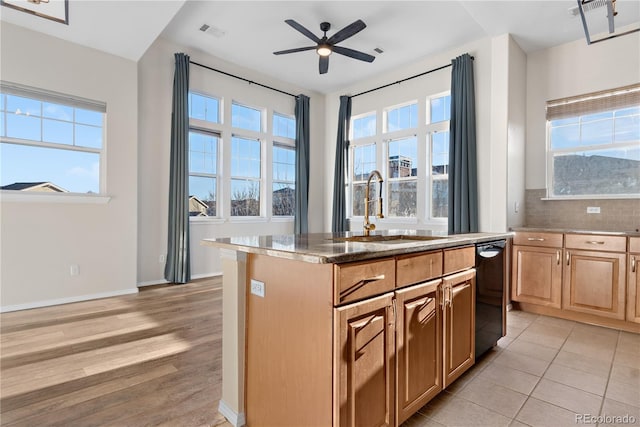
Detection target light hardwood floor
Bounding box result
[1,278,229,427]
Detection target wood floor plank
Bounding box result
[0,277,224,426]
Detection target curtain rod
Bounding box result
[190,60,299,99]
[350,56,474,99]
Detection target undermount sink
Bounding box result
[332,235,447,244]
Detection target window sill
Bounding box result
[190,217,226,225]
[542,195,639,201]
[271,216,294,222]
[0,191,111,204]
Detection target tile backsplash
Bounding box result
[525,189,640,232]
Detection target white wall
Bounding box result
[323,36,513,234]
[525,31,640,189]
[0,23,138,310]
[506,36,527,228]
[137,37,326,285]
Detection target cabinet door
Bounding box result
[395,280,442,424]
[563,250,626,320]
[628,254,640,323]
[512,245,562,308]
[443,269,475,388]
[335,293,395,427]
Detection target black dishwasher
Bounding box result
[475,240,506,358]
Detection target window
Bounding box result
[273,113,295,139]
[385,102,417,132]
[546,84,640,198]
[430,131,449,218]
[231,136,261,216]
[272,145,295,216]
[232,102,262,132]
[428,93,451,218]
[352,112,376,139]
[387,137,417,217]
[188,130,218,216]
[351,143,377,216]
[189,92,219,123]
[347,93,451,223]
[0,82,105,195]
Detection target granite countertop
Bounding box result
[202,230,513,264]
[510,227,640,237]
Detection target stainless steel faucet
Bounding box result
[363,170,384,236]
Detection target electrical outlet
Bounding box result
[587,206,601,214]
[159,254,166,263]
[70,264,80,276]
[250,279,265,298]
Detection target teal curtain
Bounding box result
[294,94,310,234]
[165,53,191,283]
[448,53,478,234]
[332,96,352,233]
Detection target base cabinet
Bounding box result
[336,293,396,427]
[443,269,476,387]
[512,245,562,308]
[563,250,626,320]
[628,238,640,323]
[395,280,442,424]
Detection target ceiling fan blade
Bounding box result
[319,56,329,74]
[285,19,320,43]
[326,19,366,45]
[273,46,317,55]
[332,46,375,63]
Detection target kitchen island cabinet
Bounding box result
[203,231,511,427]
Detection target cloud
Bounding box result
[66,161,99,181]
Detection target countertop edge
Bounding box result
[202,232,513,264]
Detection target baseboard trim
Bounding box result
[137,272,222,288]
[218,399,246,427]
[0,288,139,313]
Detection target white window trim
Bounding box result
[350,110,376,140]
[545,116,640,200]
[383,99,418,134]
[349,141,378,218]
[272,142,295,218]
[1,84,107,197]
[188,128,220,219]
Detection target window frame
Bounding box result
[0,81,108,202]
[188,127,220,218]
[545,95,640,200]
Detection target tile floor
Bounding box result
[402,310,640,427]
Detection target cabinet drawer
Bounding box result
[396,250,443,288]
[443,246,474,275]
[513,232,562,248]
[565,234,626,252]
[629,237,640,254]
[335,258,395,304]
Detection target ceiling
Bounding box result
[2,1,639,94]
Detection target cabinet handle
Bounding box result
[440,286,446,308]
[527,237,545,241]
[556,250,560,265]
[586,241,606,245]
[391,299,397,326]
[633,256,637,273]
[447,286,453,307]
[566,250,571,266]
[362,274,385,283]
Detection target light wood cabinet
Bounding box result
[512,245,562,308]
[563,236,626,320]
[335,292,395,427]
[395,279,442,424]
[628,237,640,323]
[443,269,476,388]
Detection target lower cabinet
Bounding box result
[395,280,442,424]
[628,239,640,323]
[336,269,476,427]
[443,269,476,387]
[336,292,396,427]
[512,245,562,308]
[563,249,626,320]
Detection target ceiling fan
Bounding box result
[274,19,375,74]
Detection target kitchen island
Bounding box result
[203,230,512,427]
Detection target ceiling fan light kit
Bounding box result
[274,19,375,74]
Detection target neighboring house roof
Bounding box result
[188,195,209,209]
[1,182,68,192]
